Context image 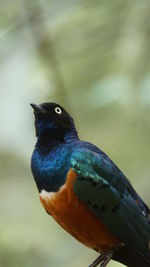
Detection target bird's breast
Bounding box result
[31,147,71,192]
[40,169,120,252]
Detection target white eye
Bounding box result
[55,107,62,114]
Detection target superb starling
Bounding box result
[31,102,150,267]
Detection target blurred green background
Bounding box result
[0,1,150,267]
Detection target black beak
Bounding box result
[30,103,47,114]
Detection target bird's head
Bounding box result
[30,102,78,142]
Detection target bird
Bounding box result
[30,102,150,267]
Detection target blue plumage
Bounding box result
[31,144,72,192]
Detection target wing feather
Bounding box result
[71,149,150,262]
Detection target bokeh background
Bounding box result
[0,1,150,267]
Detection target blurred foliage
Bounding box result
[0,1,150,267]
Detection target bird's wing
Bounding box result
[70,149,150,261]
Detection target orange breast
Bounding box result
[40,169,120,252]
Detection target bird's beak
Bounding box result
[30,103,47,114]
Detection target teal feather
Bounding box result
[71,150,150,263]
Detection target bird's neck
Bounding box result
[36,127,78,152]
[64,127,79,143]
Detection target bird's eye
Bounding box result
[55,107,62,115]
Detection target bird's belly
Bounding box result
[40,170,120,252]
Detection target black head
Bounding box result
[31,102,78,142]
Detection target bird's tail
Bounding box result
[113,245,150,267]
